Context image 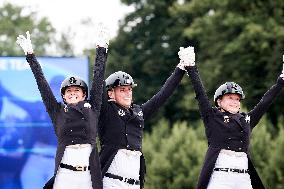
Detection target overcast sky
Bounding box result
[2,0,134,54]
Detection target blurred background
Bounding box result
[0,0,284,188]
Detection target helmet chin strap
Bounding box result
[107,95,131,109]
[107,89,116,102]
[122,104,131,109]
[219,106,239,114]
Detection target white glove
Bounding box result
[280,55,284,78]
[177,62,187,71]
[94,23,111,49]
[177,46,195,70]
[16,31,34,55]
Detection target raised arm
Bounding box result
[248,69,284,128]
[181,46,212,121]
[89,24,110,112]
[141,48,189,119]
[16,31,59,122]
[89,47,108,111]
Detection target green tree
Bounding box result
[101,0,284,127]
[249,116,274,188]
[173,0,284,124]
[0,3,73,56]
[106,0,195,128]
[106,0,284,128]
[240,115,284,188]
[263,124,284,189]
[142,115,284,188]
[143,119,207,189]
[55,31,75,56]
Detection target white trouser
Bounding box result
[103,149,141,189]
[207,150,253,189]
[53,144,92,189]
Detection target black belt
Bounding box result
[60,163,90,171]
[214,167,249,173]
[105,173,140,185]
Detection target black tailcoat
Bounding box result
[186,66,284,189]
[26,47,107,189]
[98,68,185,188]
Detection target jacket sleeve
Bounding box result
[141,67,185,120]
[248,77,284,129]
[89,47,107,112]
[100,82,109,113]
[185,66,212,122]
[26,54,60,123]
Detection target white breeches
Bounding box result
[53,144,92,189]
[103,149,141,189]
[207,150,253,189]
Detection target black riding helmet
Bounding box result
[105,71,137,91]
[214,82,245,107]
[60,76,88,100]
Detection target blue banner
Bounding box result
[0,56,89,189]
